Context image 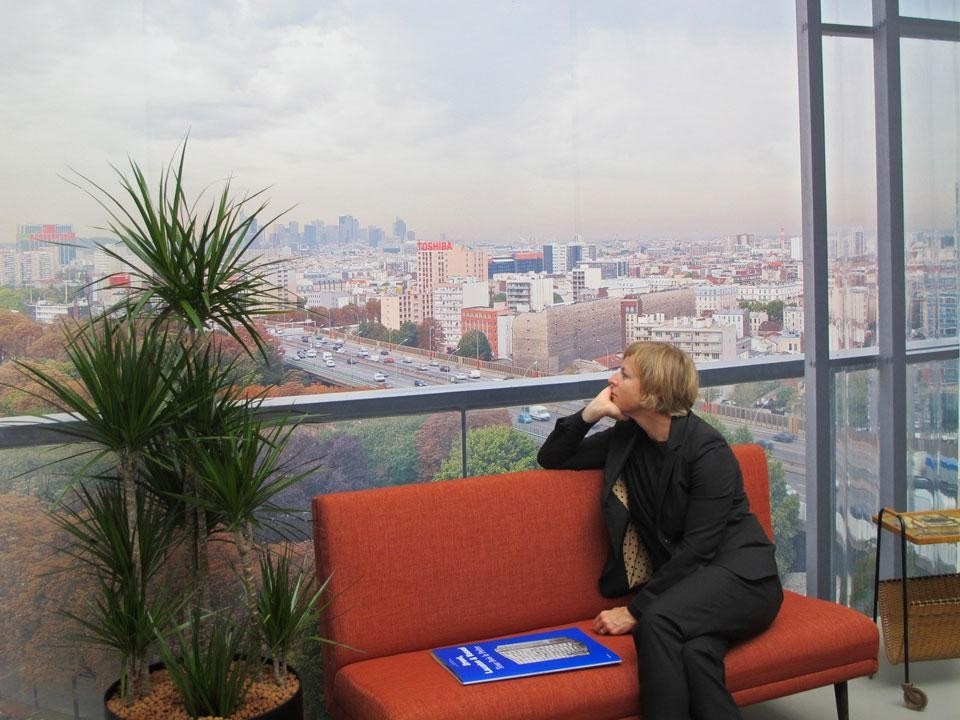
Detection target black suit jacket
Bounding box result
[537,410,779,618]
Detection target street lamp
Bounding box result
[595,338,611,365]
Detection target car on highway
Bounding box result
[325,359,336,368]
[306,349,317,358]
[402,356,413,363]
[439,365,450,372]
[757,438,774,450]
[528,405,551,421]
[373,372,387,382]
[773,431,796,443]
[347,357,358,364]
[517,411,534,424]
[417,364,429,371]
[384,357,395,363]
[469,369,481,379]
[379,349,389,356]
[413,379,428,387]
[429,359,440,367]
[454,373,468,381]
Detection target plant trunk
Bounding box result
[234,521,262,649]
[196,505,209,609]
[119,453,141,588]
[234,522,259,615]
[185,464,210,616]
[119,452,149,703]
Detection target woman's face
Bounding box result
[608,356,646,416]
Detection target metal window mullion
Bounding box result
[872,0,908,516]
[461,409,468,478]
[797,0,834,600]
[899,16,960,42]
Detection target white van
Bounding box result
[322,351,333,361]
[528,405,551,421]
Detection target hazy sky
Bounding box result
[3,1,950,246]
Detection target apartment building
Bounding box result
[380,292,423,331]
[461,306,513,359]
[696,285,740,316]
[504,274,553,313]
[626,314,741,362]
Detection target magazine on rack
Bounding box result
[431,627,621,685]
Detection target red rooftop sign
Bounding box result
[417,241,453,252]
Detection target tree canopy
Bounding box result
[434,425,539,480]
[454,330,492,361]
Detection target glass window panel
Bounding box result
[697,381,808,591]
[823,37,879,352]
[902,39,960,344]
[906,357,959,575]
[832,367,881,613]
[899,0,960,21]
[821,0,873,26]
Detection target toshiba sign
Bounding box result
[416,241,453,252]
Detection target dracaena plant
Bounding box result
[16,139,331,713]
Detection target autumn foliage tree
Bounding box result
[415,409,511,482]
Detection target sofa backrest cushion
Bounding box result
[313,467,609,679]
[731,443,773,540]
[312,443,771,687]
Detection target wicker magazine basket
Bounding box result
[877,573,960,664]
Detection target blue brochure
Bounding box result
[431,627,621,685]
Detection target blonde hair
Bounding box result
[621,341,699,416]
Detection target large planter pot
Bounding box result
[103,661,304,720]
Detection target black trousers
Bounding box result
[632,565,783,720]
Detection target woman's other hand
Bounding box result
[593,606,637,636]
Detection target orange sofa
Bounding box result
[312,444,879,719]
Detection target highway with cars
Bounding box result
[279,334,492,390]
[278,332,810,501]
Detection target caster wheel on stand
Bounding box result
[902,682,928,711]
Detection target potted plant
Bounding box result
[17,140,329,719]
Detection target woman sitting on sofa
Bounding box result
[537,341,782,720]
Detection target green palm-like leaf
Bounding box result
[256,547,335,683]
[52,479,181,584]
[16,314,187,457]
[153,610,258,719]
[65,138,292,358]
[182,417,306,531]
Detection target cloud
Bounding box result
[1,1,812,243]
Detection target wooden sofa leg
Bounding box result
[833,681,849,720]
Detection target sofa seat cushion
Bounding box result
[726,591,879,705]
[332,592,879,720]
[334,620,639,720]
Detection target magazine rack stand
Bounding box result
[872,507,960,711]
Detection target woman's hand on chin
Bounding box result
[582,386,626,424]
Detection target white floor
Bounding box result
[741,653,960,719]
